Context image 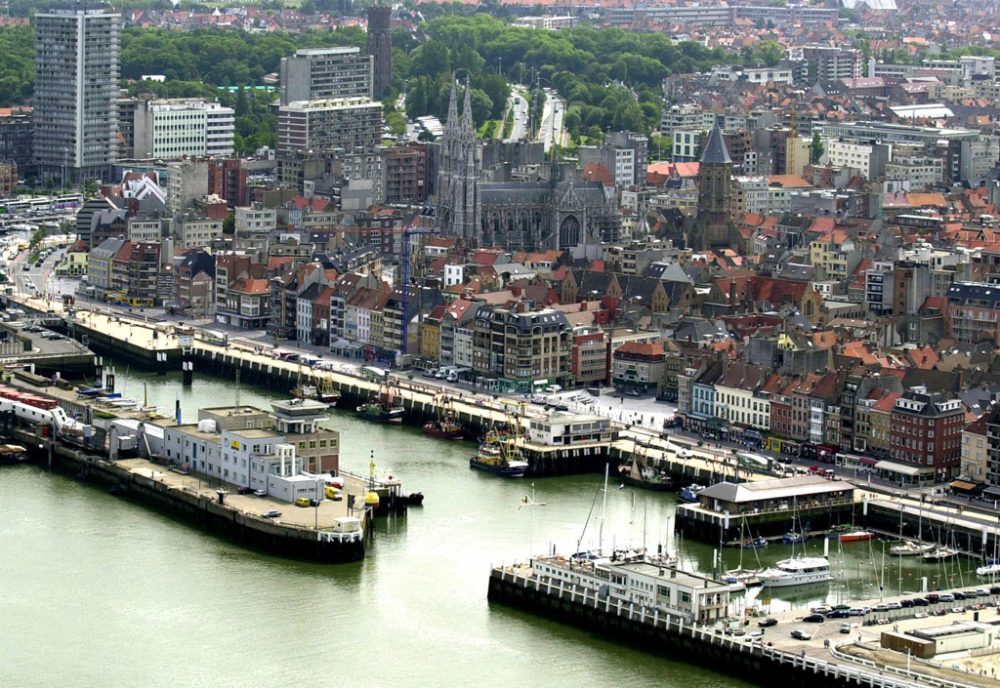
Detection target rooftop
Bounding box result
[698,475,854,503]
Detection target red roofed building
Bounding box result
[223,277,271,329]
[612,341,666,395]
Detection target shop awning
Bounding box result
[874,460,931,477]
[982,486,1000,500]
[949,480,979,493]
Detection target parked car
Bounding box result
[261,510,281,519]
[237,486,255,495]
[253,489,266,497]
[802,614,825,623]
[294,497,310,507]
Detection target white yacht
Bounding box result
[757,557,832,588]
[889,540,935,556]
[975,563,1000,577]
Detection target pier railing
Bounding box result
[492,565,965,688]
[829,643,982,688]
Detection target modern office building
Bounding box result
[367,5,392,99]
[277,97,382,157]
[33,6,120,185]
[279,47,373,105]
[132,99,235,159]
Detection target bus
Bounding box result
[200,330,229,347]
[834,452,879,472]
[736,452,772,473]
[361,365,389,383]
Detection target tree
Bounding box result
[810,131,825,165]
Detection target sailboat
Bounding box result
[889,540,935,556]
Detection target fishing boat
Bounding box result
[470,432,529,478]
[889,540,935,556]
[839,530,874,543]
[422,412,464,440]
[315,377,341,405]
[618,458,673,491]
[678,483,705,503]
[0,444,28,464]
[356,399,405,423]
[976,563,1000,577]
[922,546,959,562]
[291,383,320,402]
[758,557,832,588]
[356,385,404,423]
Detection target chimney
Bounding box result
[729,281,736,304]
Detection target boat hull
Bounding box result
[621,475,673,491]
[759,572,832,588]
[469,458,527,478]
[422,422,464,440]
[839,532,874,543]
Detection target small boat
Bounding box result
[742,536,768,550]
[839,530,874,543]
[0,444,28,464]
[889,540,935,556]
[678,483,705,503]
[356,400,404,423]
[291,383,320,402]
[470,433,529,478]
[422,413,464,440]
[404,492,425,506]
[110,398,140,409]
[922,546,959,562]
[76,386,105,397]
[758,556,832,588]
[976,563,1000,577]
[783,531,807,544]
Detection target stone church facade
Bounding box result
[435,82,620,252]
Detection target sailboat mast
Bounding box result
[599,463,609,554]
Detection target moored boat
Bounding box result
[839,530,874,543]
[741,536,768,550]
[678,483,705,503]
[976,563,1000,577]
[422,413,464,440]
[889,540,935,556]
[758,556,832,588]
[356,400,404,423]
[922,546,959,562]
[470,433,528,478]
[618,459,673,491]
[783,531,807,544]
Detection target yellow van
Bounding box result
[294,497,311,508]
[324,486,342,501]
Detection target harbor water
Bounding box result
[0,369,982,687]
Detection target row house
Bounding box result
[224,278,270,329]
[269,262,325,341]
[173,250,215,316]
[437,299,476,367]
[889,386,965,480]
[571,326,609,388]
[611,341,666,395]
[470,305,573,392]
[713,363,781,441]
[109,241,162,305]
[215,253,265,329]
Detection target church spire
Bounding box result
[446,80,459,128]
[461,79,474,134]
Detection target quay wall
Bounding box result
[487,569,916,688]
[16,431,367,564]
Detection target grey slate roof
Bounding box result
[700,124,732,165]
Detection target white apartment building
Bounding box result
[885,156,944,191]
[672,128,703,162]
[127,217,162,243]
[172,214,223,249]
[133,99,235,159]
[824,138,892,179]
[613,148,636,187]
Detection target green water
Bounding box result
[0,369,981,687]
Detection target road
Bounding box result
[506,86,529,142]
[534,88,566,153]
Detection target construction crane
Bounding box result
[400,225,436,355]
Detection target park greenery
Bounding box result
[3,10,997,144]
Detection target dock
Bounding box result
[489,560,1000,688]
